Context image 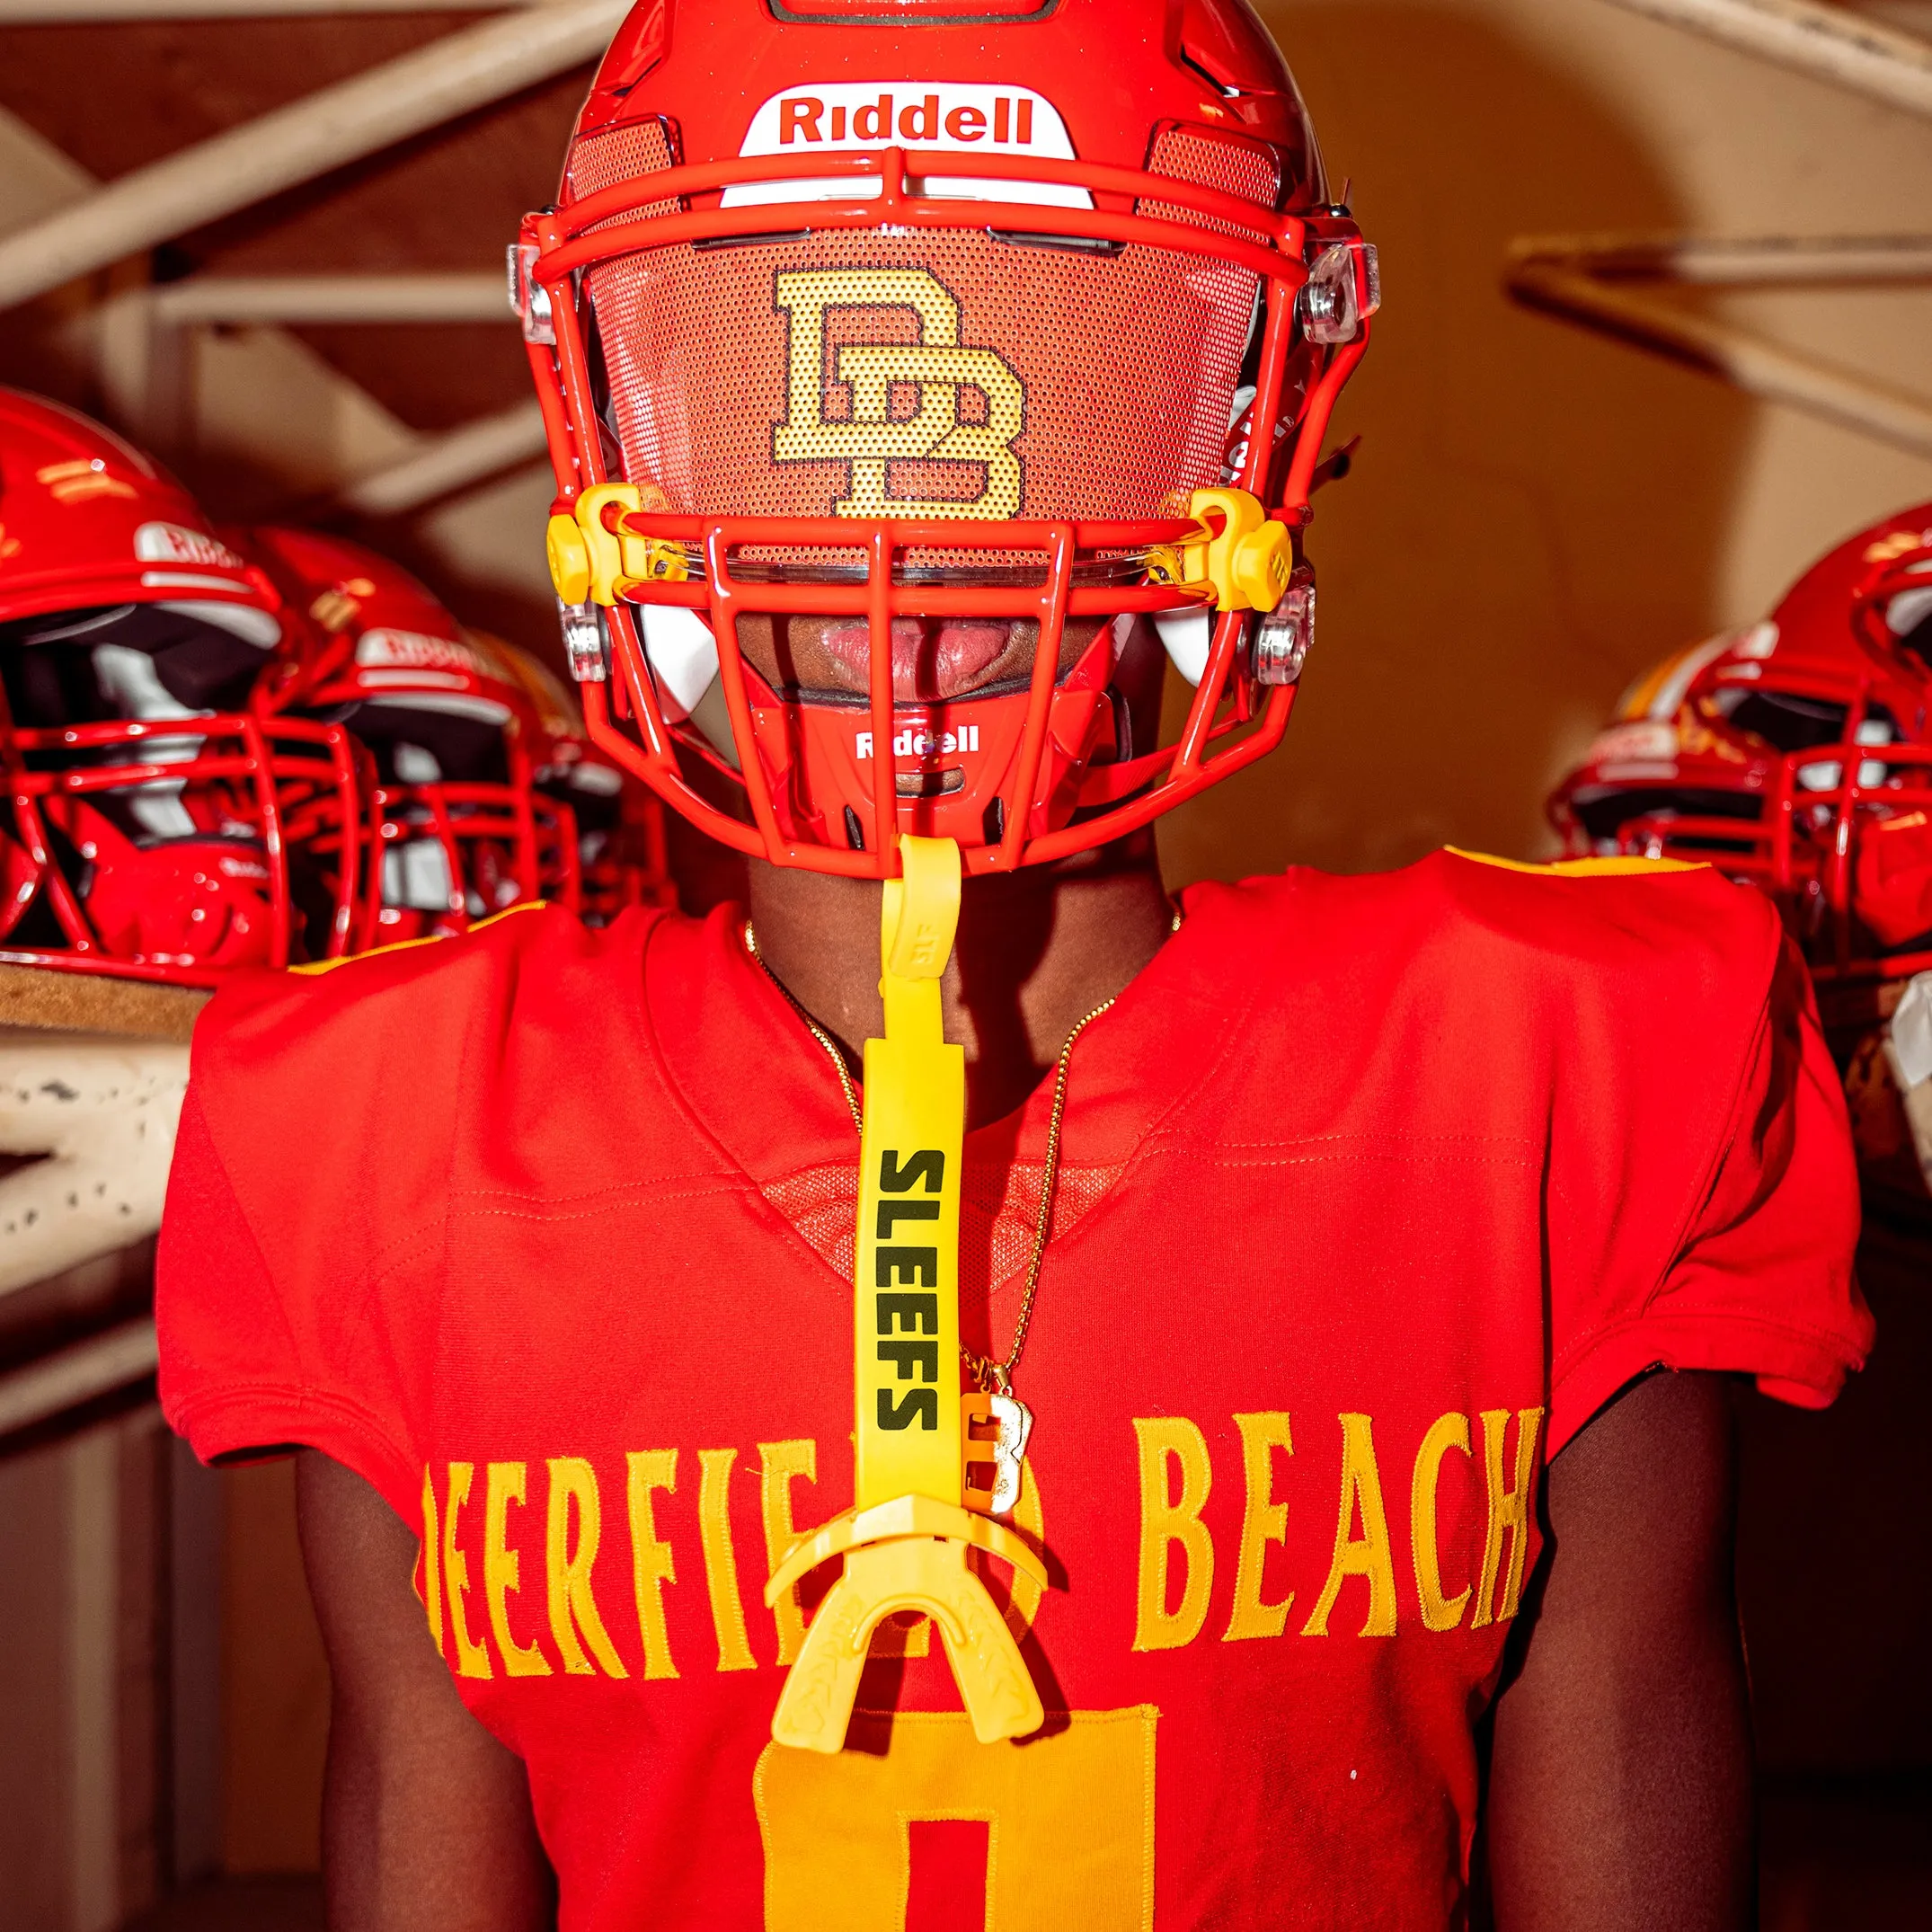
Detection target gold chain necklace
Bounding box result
[741,920,1148,1397]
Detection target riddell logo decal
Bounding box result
[856,725,979,760]
[1587,721,1677,767]
[355,628,489,675]
[740,82,1072,159]
[726,81,1089,212]
[134,521,244,569]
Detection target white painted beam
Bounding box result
[1507,255,1932,462]
[0,102,93,228]
[0,0,537,15]
[1600,0,1932,119]
[0,1318,157,1436]
[150,271,510,323]
[338,397,548,514]
[0,0,626,311]
[1513,230,1932,286]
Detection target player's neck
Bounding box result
[745,835,1173,1129]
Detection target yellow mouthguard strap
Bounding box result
[857,834,965,1511]
[767,834,1046,1753]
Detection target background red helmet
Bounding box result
[1550,503,1932,979]
[1850,511,1932,670]
[517,0,1373,876]
[0,386,279,634]
[0,391,368,983]
[247,527,580,942]
[487,635,674,921]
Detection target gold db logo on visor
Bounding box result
[772,269,1026,520]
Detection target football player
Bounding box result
[157,4,1869,1928]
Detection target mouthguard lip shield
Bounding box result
[524,141,1372,878]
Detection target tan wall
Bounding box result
[1158,0,1932,888]
[219,1461,326,1875]
[0,1409,173,1932]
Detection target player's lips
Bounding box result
[821,618,1013,700]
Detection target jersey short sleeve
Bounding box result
[158,1073,418,1508]
[155,918,527,1517]
[1534,874,1871,1451]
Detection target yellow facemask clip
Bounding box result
[765,834,1049,1754]
[545,483,688,607]
[1157,485,1294,612]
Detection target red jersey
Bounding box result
[157,853,1869,1931]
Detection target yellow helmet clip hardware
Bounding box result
[544,483,689,608]
[545,512,593,606]
[1176,486,1293,612]
[765,834,1048,1755]
[634,538,689,584]
[1143,544,1187,588]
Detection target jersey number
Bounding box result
[756,1706,1157,1929]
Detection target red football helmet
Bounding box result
[1550,503,1932,979]
[487,635,675,921]
[515,0,1374,876]
[246,528,580,941]
[0,388,369,983]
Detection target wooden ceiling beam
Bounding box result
[0,0,624,310]
[1600,0,1932,120]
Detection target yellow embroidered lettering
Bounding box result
[544,1458,629,1678]
[772,267,1024,519]
[697,1447,758,1672]
[1130,1415,1214,1652]
[1301,1413,1397,1637]
[484,1461,553,1677]
[625,1449,680,1681]
[758,1440,819,1668]
[1472,1406,1545,1628]
[420,1464,444,1660]
[1223,1411,1295,1643]
[441,1462,493,1679]
[1411,1413,1474,1633]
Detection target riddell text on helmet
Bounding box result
[738,83,1076,161]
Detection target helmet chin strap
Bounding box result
[764,833,1049,1754]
